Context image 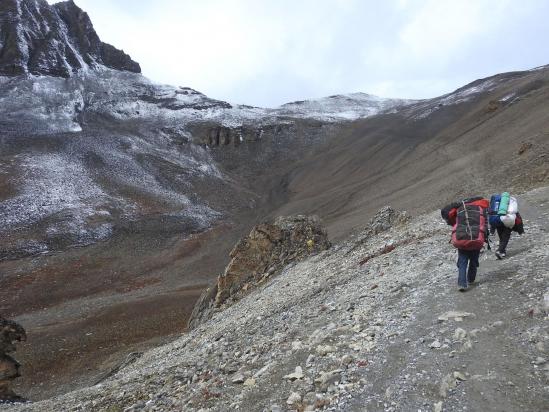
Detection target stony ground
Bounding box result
[3,186,548,412]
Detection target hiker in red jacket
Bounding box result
[441,197,490,291]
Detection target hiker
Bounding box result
[441,196,490,291]
[488,193,525,259]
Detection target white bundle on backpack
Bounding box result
[507,196,518,214]
[501,213,516,229]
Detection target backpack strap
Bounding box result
[462,201,473,240]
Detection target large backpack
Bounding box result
[489,194,501,214]
[489,194,504,228]
[489,193,518,228]
[441,196,483,226]
[498,192,511,215]
[451,199,488,250]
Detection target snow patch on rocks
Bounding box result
[0,153,110,232]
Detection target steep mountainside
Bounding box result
[4,186,548,411]
[273,67,549,238]
[1,0,549,404]
[0,0,140,76]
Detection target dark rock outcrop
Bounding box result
[0,316,26,403]
[188,123,264,147]
[363,206,411,237]
[345,206,412,256]
[0,0,140,77]
[216,215,331,304]
[187,215,331,329]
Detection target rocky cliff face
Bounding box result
[188,215,331,329]
[215,215,331,305]
[0,0,140,77]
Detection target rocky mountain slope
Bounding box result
[1,0,549,404]
[274,66,549,239]
[3,186,548,411]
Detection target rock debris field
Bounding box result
[3,186,549,412]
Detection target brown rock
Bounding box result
[187,215,330,329]
[215,215,331,305]
[0,316,26,403]
[518,142,533,155]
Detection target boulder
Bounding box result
[187,215,330,329]
[348,206,411,255]
[365,206,411,237]
[215,215,331,305]
[0,316,26,403]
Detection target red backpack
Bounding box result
[451,199,488,250]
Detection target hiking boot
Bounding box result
[495,251,506,260]
[458,285,468,292]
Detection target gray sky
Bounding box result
[51,0,549,107]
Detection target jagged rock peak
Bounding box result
[0,0,141,77]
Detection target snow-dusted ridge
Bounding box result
[2,67,519,137]
[277,92,415,122]
[0,70,417,135]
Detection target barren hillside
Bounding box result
[4,186,548,411]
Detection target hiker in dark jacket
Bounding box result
[490,212,524,259]
[441,197,490,291]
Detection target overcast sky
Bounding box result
[50,0,549,107]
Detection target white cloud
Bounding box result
[47,0,549,106]
[400,1,486,58]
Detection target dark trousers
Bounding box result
[496,226,512,253]
[457,249,480,287]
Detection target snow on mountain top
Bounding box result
[277,92,414,121]
[0,70,416,136]
[402,75,512,120]
[1,64,530,137]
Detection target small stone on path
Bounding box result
[316,345,335,356]
[454,328,467,340]
[243,377,256,387]
[430,339,441,349]
[453,371,467,381]
[286,391,302,405]
[283,366,305,381]
[232,373,245,384]
[438,311,475,322]
[341,354,354,366]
